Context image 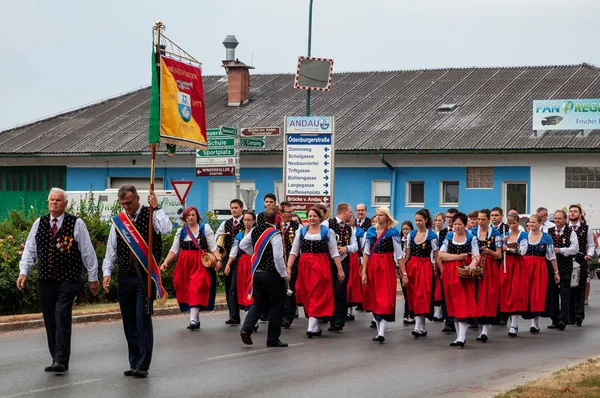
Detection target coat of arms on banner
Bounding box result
[178,92,192,122]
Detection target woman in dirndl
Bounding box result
[499,213,529,337]
[347,214,364,320]
[432,212,446,321]
[224,211,256,310]
[439,212,480,347]
[161,206,221,330]
[287,206,344,338]
[361,207,408,343]
[470,209,502,343]
[523,214,560,333]
[404,209,439,338]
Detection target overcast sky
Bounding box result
[1,0,598,130]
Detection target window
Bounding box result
[209,180,256,219]
[466,167,493,189]
[109,177,164,190]
[274,180,284,203]
[406,181,424,207]
[503,181,527,214]
[566,167,600,189]
[0,166,66,192]
[441,181,459,206]
[372,180,391,206]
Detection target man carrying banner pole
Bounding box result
[102,185,172,378]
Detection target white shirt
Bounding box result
[552,227,579,256]
[527,235,556,261]
[290,228,340,258]
[239,225,288,278]
[216,216,243,236]
[168,224,217,254]
[19,213,99,282]
[569,221,596,257]
[334,217,358,260]
[440,235,481,257]
[363,233,404,262]
[102,207,172,277]
[541,220,556,233]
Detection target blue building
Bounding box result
[1,63,599,226]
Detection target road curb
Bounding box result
[0,302,228,333]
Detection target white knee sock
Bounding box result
[454,321,460,339]
[482,324,489,335]
[190,307,200,323]
[434,306,442,319]
[510,315,519,328]
[477,324,483,336]
[379,320,387,337]
[457,322,468,342]
[531,317,539,329]
[308,317,319,332]
[416,315,426,332]
[375,320,381,335]
[348,307,354,316]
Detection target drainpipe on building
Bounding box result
[380,154,397,219]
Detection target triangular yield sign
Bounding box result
[171,180,193,205]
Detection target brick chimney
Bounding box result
[222,35,254,107]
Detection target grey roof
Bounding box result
[2,63,600,155]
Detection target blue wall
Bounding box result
[67,165,530,223]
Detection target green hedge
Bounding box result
[0,192,225,316]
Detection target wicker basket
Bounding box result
[201,252,217,268]
[457,265,483,279]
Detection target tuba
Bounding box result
[215,233,229,259]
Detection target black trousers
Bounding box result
[282,263,298,324]
[570,259,588,321]
[330,260,350,328]
[241,271,285,344]
[38,279,79,366]
[551,273,571,325]
[118,274,153,371]
[225,271,240,320]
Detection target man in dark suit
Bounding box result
[355,203,372,232]
[17,188,99,373]
[239,207,290,347]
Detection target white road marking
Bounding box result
[207,343,306,360]
[1,379,101,398]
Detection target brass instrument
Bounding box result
[215,233,229,259]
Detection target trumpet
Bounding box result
[216,233,229,259]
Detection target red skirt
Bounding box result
[405,256,433,316]
[295,253,334,318]
[363,253,397,318]
[433,264,443,304]
[442,259,477,320]
[236,253,254,307]
[476,254,500,319]
[525,255,548,314]
[499,255,528,313]
[172,249,212,308]
[347,252,362,305]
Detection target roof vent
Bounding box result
[438,103,457,112]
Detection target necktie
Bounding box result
[573,225,578,232]
[233,219,239,228]
[51,218,58,236]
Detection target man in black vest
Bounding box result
[548,210,579,330]
[280,201,301,328]
[216,199,245,324]
[441,207,458,333]
[355,203,372,232]
[238,207,290,347]
[17,188,99,373]
[256,193,278,227]
[328,202,356,331]
[102,185,172,378]
[568,204,595,326]
[491,207,510,235]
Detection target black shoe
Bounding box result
[328,325,343,332]
[568,319,575,325]
[240,331,253,345]
[44,363,55,372]
[575,316,583,327]
[558,322,566,331]
[403,318,410,325]
[530,326,540,333]
[450,340,465,348]
[187,320,200,330]
[406,318,415,325]
[547,323,559,329]
[306,329,323,338]
[346,314,355,321]
[370,320,377,329]
[476,334,488,343]
[508,326,518,337]
[442,326,454,333]
[356,305,363,311]
[132,369,148,378]
[432,317,441,322]
[124,368,136,376]
[225,318,241,325]
[53,363,68,373]
[282,321,291,329]
[267,340,288,348]
[411,330,427,338]
[372,335,385,343]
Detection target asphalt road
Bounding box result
[2,286,600,398]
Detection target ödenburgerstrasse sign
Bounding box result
[533,99,600,130]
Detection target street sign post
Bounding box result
[196,167,235,177]
[170,180,193,205]
[241,127,280,136]
[283,116,335,220]
[197,126,238,177]
[240,137,265,148]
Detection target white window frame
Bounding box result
[274,180,284,203]
[406,181,424,207]
[371,180,391,206]
[440,180,459,207]
[501,180,528,216]
[209,180,255,220]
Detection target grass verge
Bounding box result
[495,357,600,398]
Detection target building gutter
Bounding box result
[380,154,397,219]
